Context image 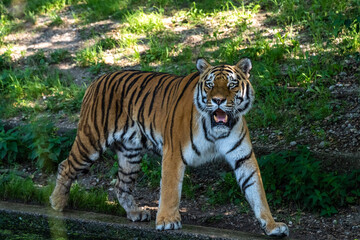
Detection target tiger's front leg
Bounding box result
[156,150,186,231]
[226,148,289,237]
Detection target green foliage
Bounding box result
[140,154,162,188]
[206,172,245,205]
[0,128,19,164]
[25,0,79,14]
[68,183,125,215]
[125,9,165,34]
[0,49,12,69]
[0,121,76,172]
[0,172,125,216]
[258,146,360,216]
[49,12,64,26]
[205,147,360,216]
[140,33,177,64]
[81,0,130,21]
[0,62,84,119]
[50,49,72,64]
[75,45,104,67]
[0,172,53,204]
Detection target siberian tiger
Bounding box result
[50,58,289,237]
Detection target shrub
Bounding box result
[206,146,360,216]
[0,121,76,172]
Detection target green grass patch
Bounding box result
[125,9,165,34]
[0,172,125,216]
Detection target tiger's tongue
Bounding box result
[214,109,228,123]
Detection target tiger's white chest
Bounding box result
[182,118,245,167]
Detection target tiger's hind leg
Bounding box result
[50,136,99,211]
[114,143,150,222]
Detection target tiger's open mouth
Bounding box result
[211,109,230,127]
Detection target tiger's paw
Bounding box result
[156,221,182,231]
[127,210,151,222]
[156,214,182,231]
[264,222,289,237]
[49,191,68,212]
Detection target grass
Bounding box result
[0,172,125,216]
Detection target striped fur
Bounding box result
[50,58,288,236]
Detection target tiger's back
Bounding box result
[78,70,198,155]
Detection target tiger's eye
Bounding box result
[229,83,238,89]
[205,82,213,88]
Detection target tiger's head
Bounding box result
[194,58,254,133]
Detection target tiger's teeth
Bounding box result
[214,115,219,122]
[224,114,228,123]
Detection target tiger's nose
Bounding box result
[212,97,226,105]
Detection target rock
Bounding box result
[329,85,335,91]
[290,141,297,147]
[339,72,347,77]
[319,141,326,148]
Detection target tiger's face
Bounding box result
[195,58,254,132]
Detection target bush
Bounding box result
[0,121,76,172]
[259,146,360,215]
[206,146,360,216]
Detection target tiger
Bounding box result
[50,58,289,237]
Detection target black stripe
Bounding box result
[180,145,187,165]
[119,168,140,176]
[216,131,231,139]
[128,131,136,141]
[149,123,158,146]
[75,140,93,163]
[124,153,140,159]
[118,187,132,194]
[128,159,142,164]
[101,72,116,125]
[135,73,157,105]
[127,87,138,118]
[120,117,130,140]
[113,71,128,92]
[190,106,200,156]
[226,127,246,154]
[148,74,172,116]
[242,181,255,193]
[83,124,100,152]
[116,142,142,152]
[241,170,256,193]
[67,158,77,179]
[170,72,199,147]
[234,149,253,170]
[223,68,233,74]
[245,82,250,99]
[112,73,130,139]
[137,91,151,123]
[195,83,206,111]
[161,76,177,109]
[120,178,134,184]
[202,118,214,143]
[124,74,142,96]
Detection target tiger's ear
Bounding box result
[196,58,211,74]
[236,58,252,78]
